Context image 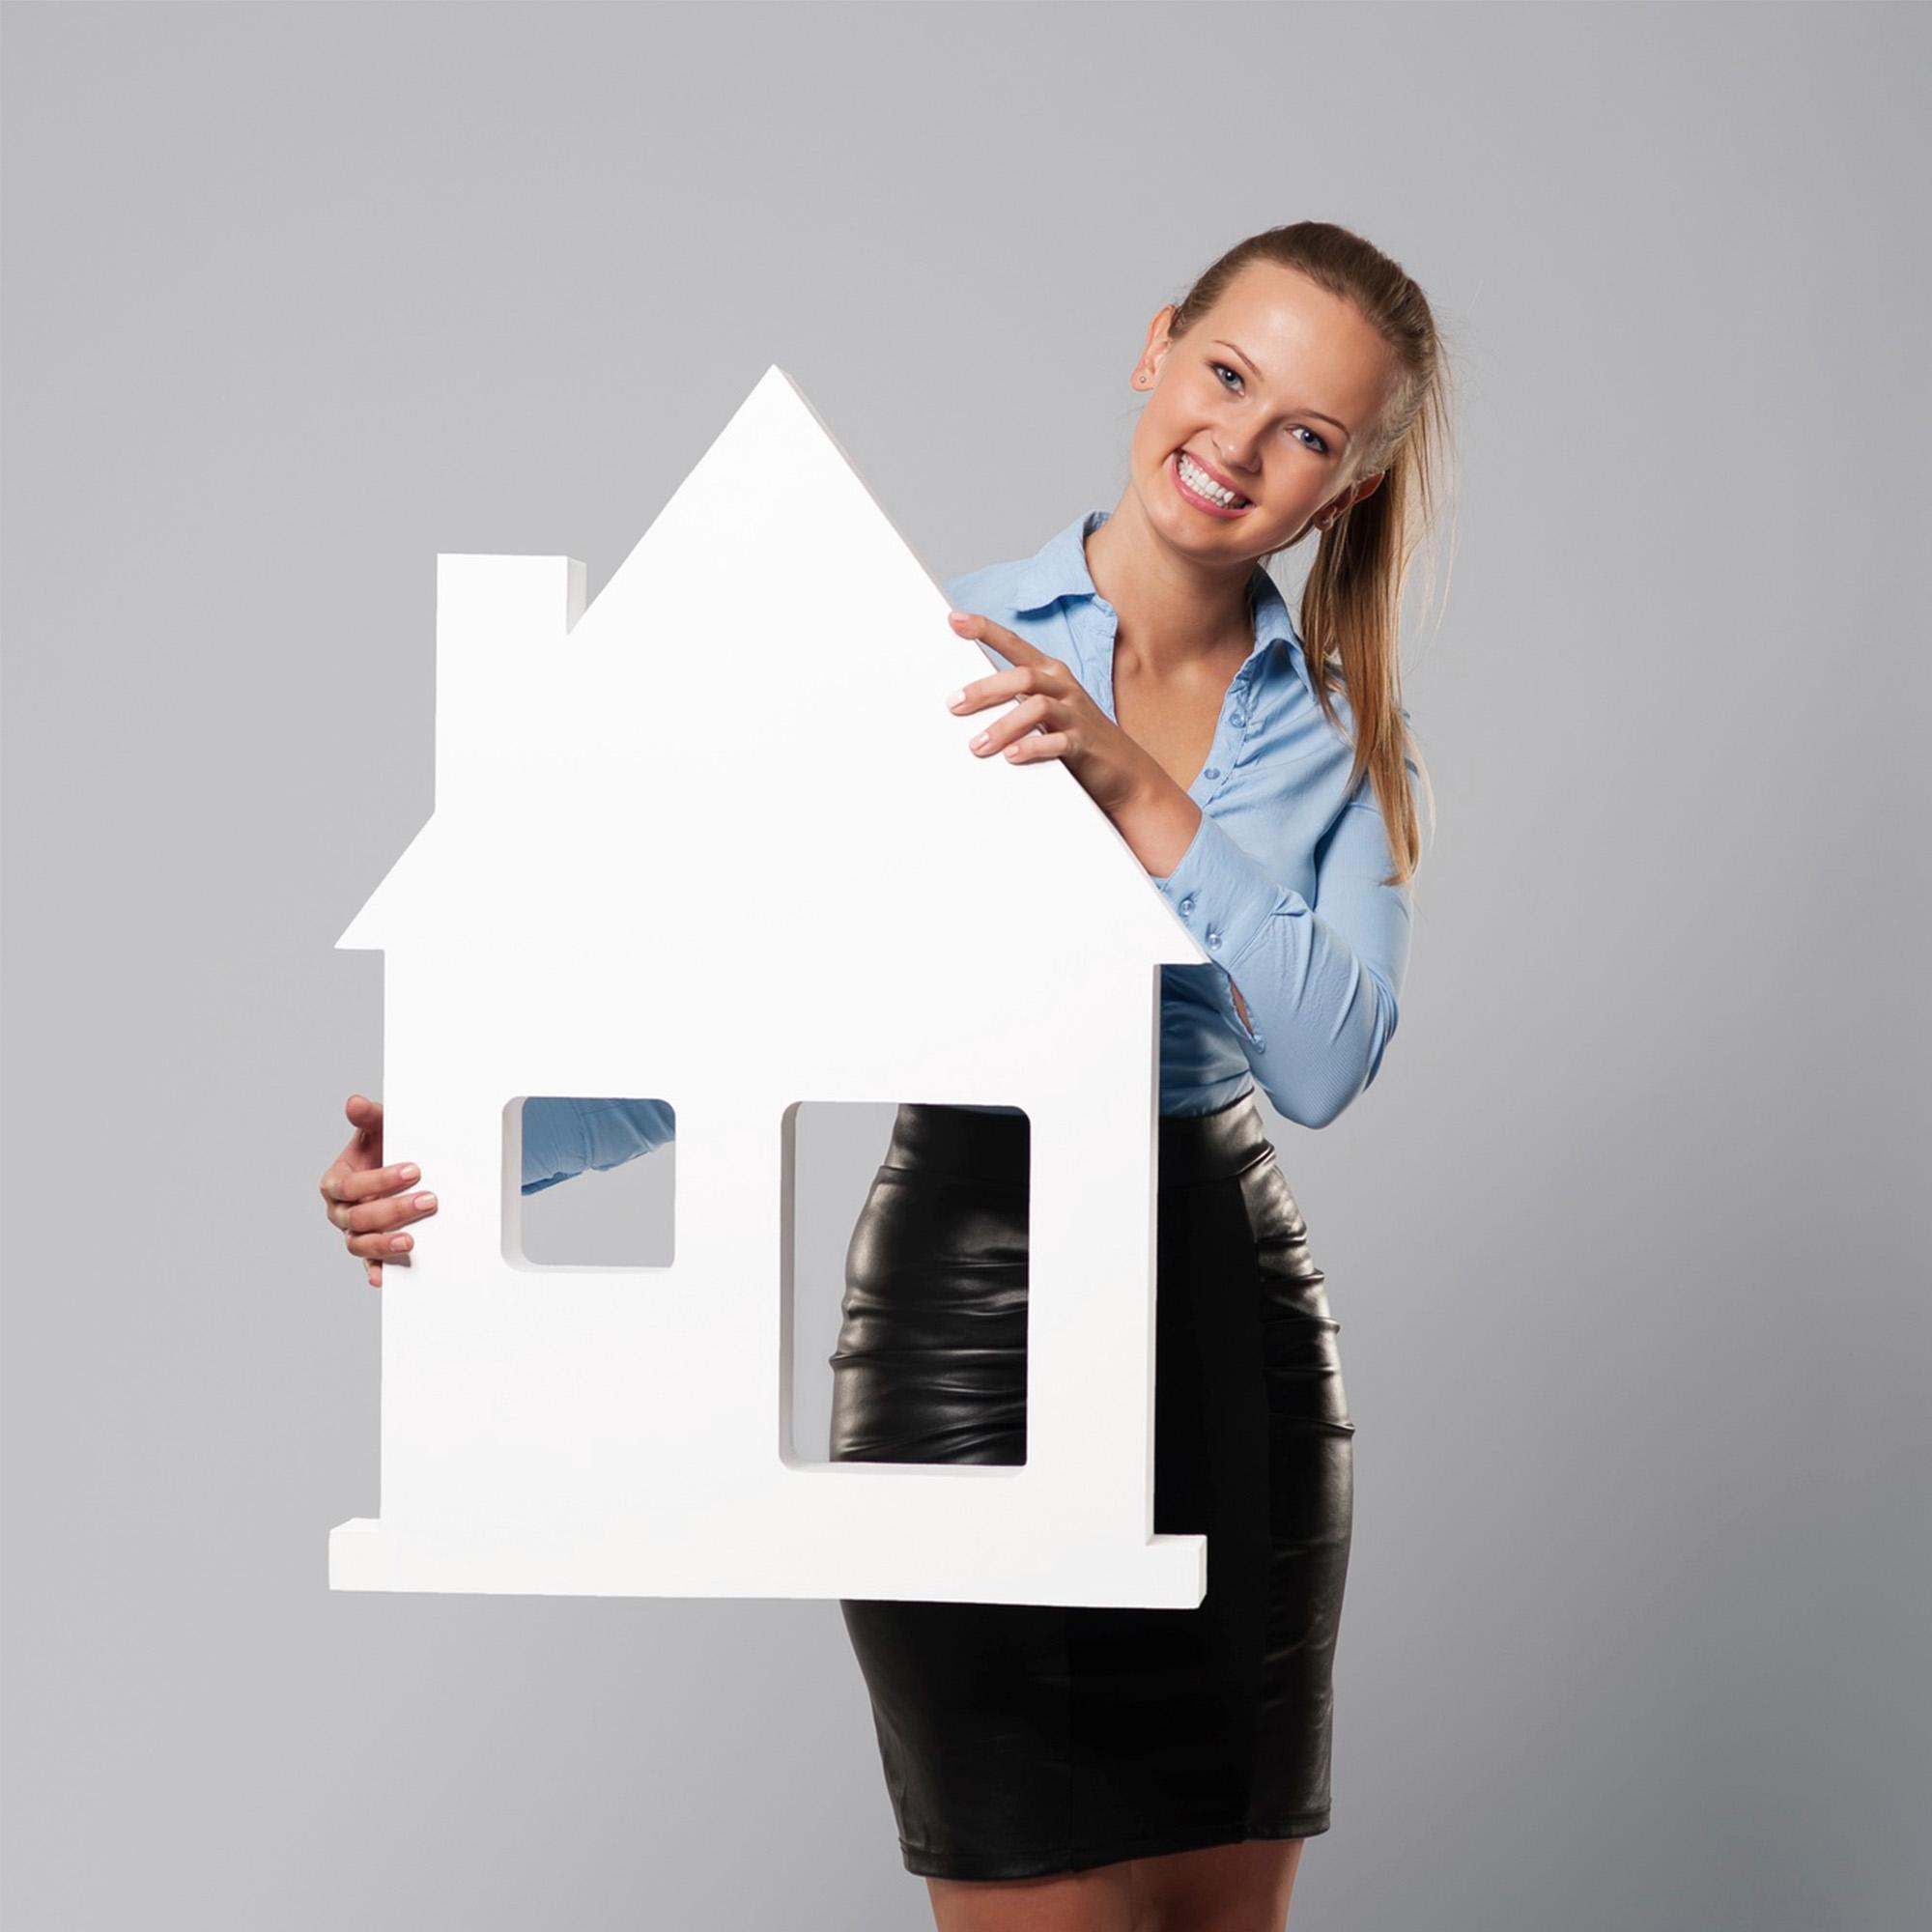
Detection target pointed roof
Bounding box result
[338,366,1209,981]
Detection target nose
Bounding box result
[1213,435,1264,485]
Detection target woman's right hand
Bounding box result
[319,1094,440,1289]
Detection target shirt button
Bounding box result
[1203,766,1220,781]
[1179,895,1195,915]
[1206,927,1222,950]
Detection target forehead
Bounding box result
[1199,263,1392,428]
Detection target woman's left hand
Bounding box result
[944,611,1168,822]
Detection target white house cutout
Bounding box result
[329,365,1214,1609]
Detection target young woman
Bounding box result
[320,220,1450,1932]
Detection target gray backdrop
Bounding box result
[5,3,1926,1927]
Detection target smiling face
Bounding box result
[1128,260,1398,565]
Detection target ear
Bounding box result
[1136,304,1178,386]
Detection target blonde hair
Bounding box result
[1166,220,1457,887]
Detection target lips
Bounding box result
[1179,448,1252,506]
[1172,449,1254,517]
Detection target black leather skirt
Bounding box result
[830,1092,1355,1881]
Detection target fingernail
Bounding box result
[389,1235,412,1252]
[946,690,966,709]
[397,1164,419,1181]
[414,1192,437,1211]
[971,731,990,750]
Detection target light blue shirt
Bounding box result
[521,508,1417,1192]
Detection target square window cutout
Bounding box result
[781,1100,1031,1472]
[505,1095,676,1270]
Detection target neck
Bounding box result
[1084,489,1258,677]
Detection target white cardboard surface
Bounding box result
[330,365,1215,1607]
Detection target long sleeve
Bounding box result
[1150,780,1415,1130]
[520,1097,677,1194]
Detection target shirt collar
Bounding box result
[1009,508,1316,701]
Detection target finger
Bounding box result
[323,1158,422,1208]
[999,728,1073,766]
[322,1175,426,1238]
[947,666,1039,717]
[325,1095,386,1188]
[338,1186,440,1237]
[347,1222,421,1262]
[964,692,1055,758]
[949,652,1075,720]
[949,611,1047,668]
[366,1260,382,1289]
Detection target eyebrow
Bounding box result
[1211,339,1353,440]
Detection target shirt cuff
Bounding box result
[1149,808,1291,970]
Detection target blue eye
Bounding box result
[1210,362,1329,456]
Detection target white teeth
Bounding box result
[1179,452,1246,507]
